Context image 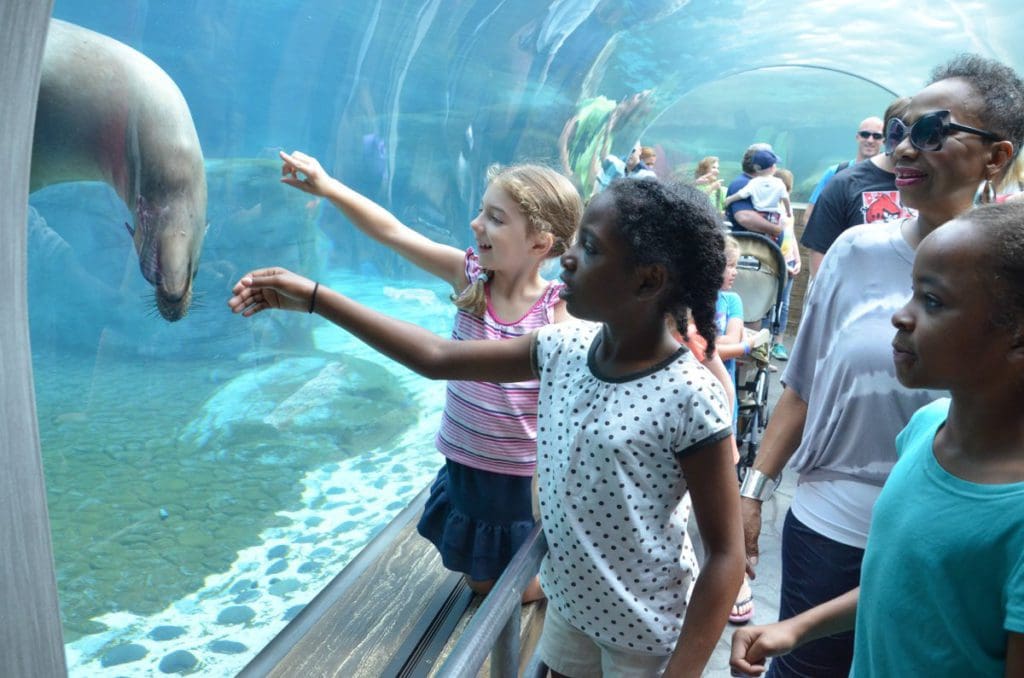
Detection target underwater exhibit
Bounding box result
[7,0,1024,674]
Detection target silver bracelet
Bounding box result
[739,469,779,502]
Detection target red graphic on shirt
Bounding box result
[862,191,911,222]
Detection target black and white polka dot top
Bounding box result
[533,320,731,655]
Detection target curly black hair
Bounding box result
[960,200,1024,333]
[930,54,1024,160]
[602,179,725,354]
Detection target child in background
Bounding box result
[597,140,658,189]
[730,202,1024,676]
[278,150,582,602]
[713,235,771,387]
[723,149,793,223]
[769,169,801,361]
[229,179,746,676]
[694,155,727,214]
[710,235,769,625]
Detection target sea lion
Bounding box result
[31,19,207,322]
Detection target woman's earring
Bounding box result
[975,178,997,205]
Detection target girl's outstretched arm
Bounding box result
[228,267,535,383]
[664,437,745,678]
[729,588,858,677]
[279,150,467,290]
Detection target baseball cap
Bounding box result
[751,149,779,170]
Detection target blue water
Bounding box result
[31,0,1024,674]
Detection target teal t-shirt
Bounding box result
[852,398,1024,676]
[715,290,743,380]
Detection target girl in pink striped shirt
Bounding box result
[280,150,581,600]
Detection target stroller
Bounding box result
[728,231,789,476]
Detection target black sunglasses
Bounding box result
[884,110,1002,154]
[858,130,884,140]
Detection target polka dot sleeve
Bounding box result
[671,362,732,460]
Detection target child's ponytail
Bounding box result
[452,269,490,316]
[690,296,720,358]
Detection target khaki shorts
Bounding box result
[538,603,671,678]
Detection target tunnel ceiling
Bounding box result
[51,0,1023,228]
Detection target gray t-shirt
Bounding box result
[784,219,945,486]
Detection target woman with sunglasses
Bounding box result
[737,53,1024,677]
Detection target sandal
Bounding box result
[729,578,755,625]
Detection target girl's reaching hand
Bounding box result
[695,171,719,186]
[280,150,334,196]
[228,267,316,317]
[729,622,801,676]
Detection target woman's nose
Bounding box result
[891,134,916,160]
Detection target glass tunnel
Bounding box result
[2,0,1022,675]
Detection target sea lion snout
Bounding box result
[155,281,193,321]
[130,208,201,321]
[148,224,201,322]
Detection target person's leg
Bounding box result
[466,575,545,603]
[765,510,863,678]
[771,276,795,360]
[777,275,793,336]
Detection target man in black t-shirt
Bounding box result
[801,97,913,276]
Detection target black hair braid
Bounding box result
[604,179,726,354]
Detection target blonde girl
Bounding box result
[279,150,582,600]
[695,155,727,213]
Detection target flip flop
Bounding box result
[729,578,755,624]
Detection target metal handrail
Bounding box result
[437,524,548,677]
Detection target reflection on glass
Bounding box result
[27,0,1022,674]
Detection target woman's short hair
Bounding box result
[929,54,1024,159]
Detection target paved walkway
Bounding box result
[704,351,795,676]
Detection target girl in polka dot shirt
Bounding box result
[229,179,746,677]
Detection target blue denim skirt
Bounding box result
[416,459,535,582]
